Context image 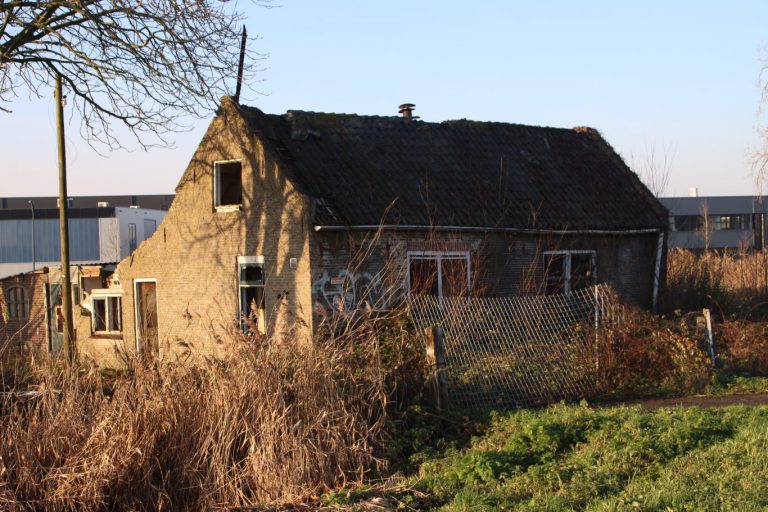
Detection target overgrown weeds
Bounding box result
[664,248,768,319]
[0,328,391,510]
[395,403,768,511]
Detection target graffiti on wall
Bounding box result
[312,269,388,313]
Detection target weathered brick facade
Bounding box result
[112,98,314,362]
[0,270,49,364]
[308,229,660,320]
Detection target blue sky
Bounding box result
[2,0,767,197]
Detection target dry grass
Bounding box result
[0,325,392,510]
[664,248,768,318]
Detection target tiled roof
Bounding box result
[239,105,667,231]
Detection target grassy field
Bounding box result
[357,402,768,511]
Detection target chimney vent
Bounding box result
[398,103,416,119]
[688,187,699,198]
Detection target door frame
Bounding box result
[133,278,158,355]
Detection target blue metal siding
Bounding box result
[0,218,100,263]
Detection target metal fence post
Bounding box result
[425,325,447,411]
[594,285,600,371]
[703,308,716,366]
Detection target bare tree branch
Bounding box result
[630,140,676,197]
[0,0,271,149]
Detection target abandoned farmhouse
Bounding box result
[1,97,668,366]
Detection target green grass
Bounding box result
[376,403,768,511]
[705,374,768,396]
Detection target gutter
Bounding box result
[651,230,666,313]
[313,224,662,236]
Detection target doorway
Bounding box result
[134,279,158,359]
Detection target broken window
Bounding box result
[543,251,596,295]
[214,160,243,208]
[409,257,439,296]
[5,285,29,320]
[238,256,265,334]
[92,295,122,333]
[408,252,471,298]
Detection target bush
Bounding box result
[717,320,768,376]
[592,308,712,399]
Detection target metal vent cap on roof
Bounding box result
[398,103,418,120]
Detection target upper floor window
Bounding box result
[407,252,471,298]
[543,251,596,294]
[214,160,243,209]
[5,285,29,320]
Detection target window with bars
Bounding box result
[5,286,29,320]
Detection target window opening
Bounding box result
[92,295,122,333]
[144,219,157,239]
[214,160,243,208]
[5,286,30,320]
[238,256,265,334]
[128,223,137,252]
[408,252,471,298]
[543,251,596,294]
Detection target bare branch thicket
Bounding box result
[698,199,712,250]
[0,0,271,149]
[630,140,676,197]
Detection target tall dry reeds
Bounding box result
[0,327,391,510]
[664,248,768,318]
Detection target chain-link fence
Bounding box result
[407,286,621,410]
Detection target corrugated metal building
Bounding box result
[0,198,168,278]
[660,196,768,251]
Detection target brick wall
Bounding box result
[112,98,314,364]
[308,229,660,322]
[0,270,49,364]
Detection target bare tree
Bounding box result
[631,140,676,197]
[698,199,712,250]
[0,0,270,149]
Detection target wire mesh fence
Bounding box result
[407,285,622,410]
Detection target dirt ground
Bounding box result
[603,393,768,411]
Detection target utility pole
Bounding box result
[55,73,74,363]
[234,25,247,104]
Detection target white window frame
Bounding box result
[91,293,122,334]
[133,278,158,354]
[406,251,471,299]
[213,159,243,211]
[542,250,596,294]
[237,256,266,334]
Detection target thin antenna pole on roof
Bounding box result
[234,25,247,104]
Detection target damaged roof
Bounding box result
[238,103,667,231]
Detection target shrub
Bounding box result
[592,308,711,399]
[716,320,768,376]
